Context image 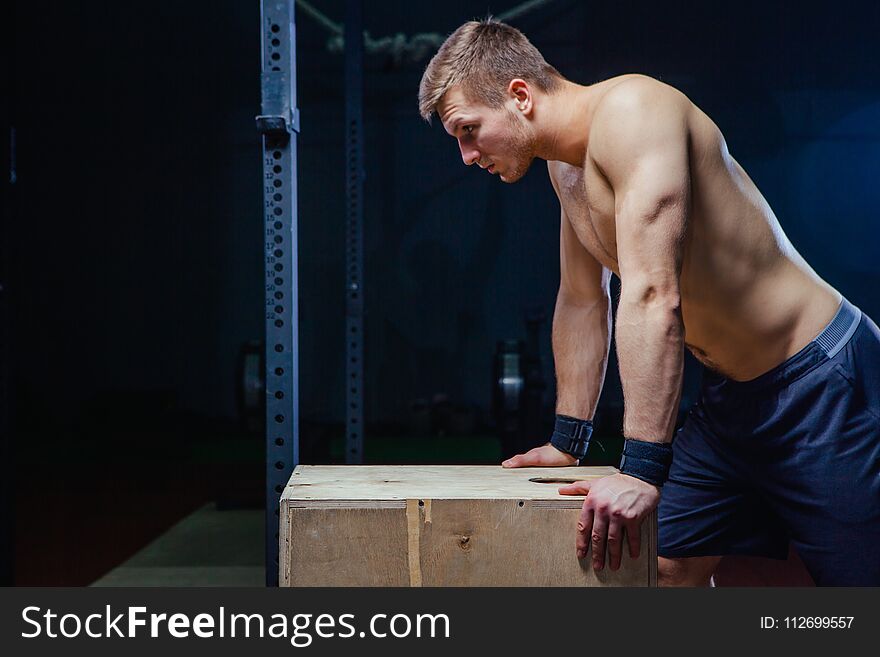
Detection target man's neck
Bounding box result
[533,80,600,166]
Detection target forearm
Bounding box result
[552,292,611,419]
[615,295,684,443]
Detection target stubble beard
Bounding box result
[499,110,536,183]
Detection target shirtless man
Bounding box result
[418,19,880,586]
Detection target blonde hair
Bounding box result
[418,18,564,122]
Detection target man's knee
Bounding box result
[658,556,721,587]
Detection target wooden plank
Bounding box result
[413,499,651,586]
[282,465,618,502]
[281,465,655,587]
[279,496,291,586]
[287,507,410,586]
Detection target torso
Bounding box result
[550,75,841,381]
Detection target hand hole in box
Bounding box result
[528,477,580,484]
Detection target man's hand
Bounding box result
[559,473,660,571]
[501,443,577,468]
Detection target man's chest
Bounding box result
[554,161,619,271]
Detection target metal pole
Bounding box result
[257,0,300,587]
[344,0,365,464]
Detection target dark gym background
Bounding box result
[3,0,878,585]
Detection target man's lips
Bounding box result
[488,164,495,173]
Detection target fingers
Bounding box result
[590,512,608,571]
[569,472,655,572]
[502,444,577,468]
[576,503,594,560]
[607,519,623,571]
[502,446,542,468]
[626,521,641,560]
[501,454,523,468]
[558,480,592,496]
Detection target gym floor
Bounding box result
[91,503,264,587]
[13,416,264,586]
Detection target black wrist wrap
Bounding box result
[549,415,593,460]
[618,438,673,487]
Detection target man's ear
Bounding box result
[507,78,533,115]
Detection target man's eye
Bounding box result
[462,125,475,135]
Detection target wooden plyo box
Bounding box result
[280,465,657,587]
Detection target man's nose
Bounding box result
[458,141,480,166]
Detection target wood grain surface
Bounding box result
[281,465,656,587]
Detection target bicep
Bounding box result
[614,153,690,294]
[558,207,610,303]
[593,88,691,294]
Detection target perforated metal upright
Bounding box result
[344,0,365,464]
[256,0,300,587]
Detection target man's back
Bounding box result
[550,74,840,381]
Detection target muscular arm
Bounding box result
[555,79,690,573]
[593,81,690,445]
[553,205,612,419]
[501,168,610,468]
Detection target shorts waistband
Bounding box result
[813,297,862,358]
[702,297,862,394]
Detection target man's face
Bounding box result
[437,85,536,183]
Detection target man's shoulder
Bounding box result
[589,75,691,170]
[593,74,688,131]
[596,73,690,118]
